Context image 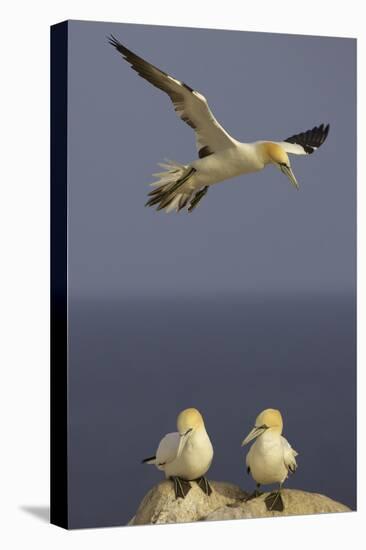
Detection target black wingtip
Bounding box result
[284,122,330,154]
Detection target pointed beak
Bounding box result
[177,428,192,457]
[241,426,266,446]
[280,164,299,190]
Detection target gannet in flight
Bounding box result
[241,408,298,511]
[142,408,214,498]
[109,35,330,213]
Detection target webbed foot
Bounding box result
[265,491,284,512]
[194,476,212,496]
[170,476,192,499]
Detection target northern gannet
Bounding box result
[109,35,330,213]
[241,408,298,511]
[142,408,214,498]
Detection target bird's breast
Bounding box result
[247,436,287,485]
[165,430,213,480]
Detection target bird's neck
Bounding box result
[190,426,208,441]
[262,427,282,439]
[256,142,278,166]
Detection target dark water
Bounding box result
[68,293,356,528]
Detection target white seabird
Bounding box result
[142,407,214,498]
[109,35,330,213]
[241,408,298,511]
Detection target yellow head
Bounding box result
[262,142,289,166]
[241,408,283,446]
[255,408,283,433]
[177,407,204,435]
[260,142,299,189]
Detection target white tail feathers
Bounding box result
[145,160,209,213]
[150,159,187,187]
[145,160,196,213]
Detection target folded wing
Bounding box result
[109,35,236,157]
[281,436,298,473]
[155,432,180,470]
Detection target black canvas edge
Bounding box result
[50,20,69,529]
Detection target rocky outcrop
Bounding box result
[128,481,351,526]
[205,488,350,521]
[130,480,247,525]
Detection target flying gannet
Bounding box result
[109,35,330,213]
[241,408,298,511]
[142,407,214,498]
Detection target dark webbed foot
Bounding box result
[194,476,213,496]
[170,476,192,499]
[265,491,284,512]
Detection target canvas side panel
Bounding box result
[50,20,69,529]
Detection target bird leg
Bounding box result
[243,483,263,501]
[265,484,284,512]
[194,476,213,496]
[188,186,209,212]
[170,476,192,499]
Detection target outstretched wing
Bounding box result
[109,35,236,157]
[281,436,298,474]
[280,123,330,155]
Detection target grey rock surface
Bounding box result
[129,481,351,526]
[130,480,247,525]
[205,488,351,521]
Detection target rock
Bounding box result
[205,489,351,521]
[129,480,247,525]
[129,482,351,526]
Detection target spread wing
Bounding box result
[155,432,180,468]
[280,123,330,155]
[281,436,298,473]
[109,35,236,158]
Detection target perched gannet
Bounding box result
[142,408,214,498]
[109,35,330,213]
[241,408,298,511]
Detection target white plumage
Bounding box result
[142,408,214,498]
[245,430,298,486]
[109,36,330,213]
[242,408,298,511]
[154,428,213,480]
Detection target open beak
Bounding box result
[177,428,192,457]
[241,426,267,446]
[280,164,299,190]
